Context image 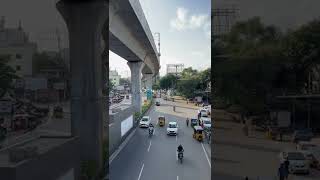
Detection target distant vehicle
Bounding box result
[279,150,310,174]
[201,102,209,107]
[292,129,314,143]
[297,141,318,152]
[167,122,178,136]
[139,116,150,128]
[296,142,319,168]
[200,117,211,130]
[126,95,129,99]
[199,109,208,117]
[155,100,160,106]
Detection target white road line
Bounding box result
[147,141,152,152]
[176,135,177,142]
[137,163,144,180]
[109,123,114,127]
[201,143,211,168]
[153,128,155,135]
[177,176,179,180]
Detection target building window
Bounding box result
[16,54,22,59]
[16,65,21,71]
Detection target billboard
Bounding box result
[121,115,133,137]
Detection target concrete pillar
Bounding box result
[128,61,143,112]
[56,0,108,171]
[144,73,153,90]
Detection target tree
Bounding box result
[119,78,130,86]
[177,77,200,99]
[108,81,114,92]
[152,82,160,90]
[0,55,19,93]
[159,74,176,90]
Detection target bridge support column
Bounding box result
[56,0,108,173]
[144,73,153,90]
[128,61,143,113]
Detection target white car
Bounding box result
[199,109,209,117]
[279,150,310,174]
[167,122,178,136]
[139,116,151,128]
[200,117,211,130]
[203,105,211,115]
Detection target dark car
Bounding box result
[292,129,314,143]
[155,101,160,106]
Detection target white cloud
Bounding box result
[189,15,208,29]
[170,7,188,31]
[170,7,210,37]
[203,21,211,38]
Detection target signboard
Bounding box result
[146,89,152,100]
[121,115,133,137]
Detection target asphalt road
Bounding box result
[109,98,211,180]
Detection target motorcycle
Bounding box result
[149,128,154,137]
[178,151,183,163]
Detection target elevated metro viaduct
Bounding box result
[56,0,160,179]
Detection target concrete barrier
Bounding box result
[108,106,135,156]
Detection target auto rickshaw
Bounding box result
[53,106,63,118]
[158,115,165,127]
[193,126,204,142]
[190,118,198,127]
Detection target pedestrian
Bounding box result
[284,159,290,179]
[278,163,286,180]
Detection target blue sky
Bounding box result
[110,0,211,77]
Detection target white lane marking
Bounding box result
[201,143,211,168]
[153,128,155,135]
[177,176,179,180]
[109,128,137,164]
[137,163,144,180]
[176,135,177,142]
[109,123,114,127]
[147,141,152,152]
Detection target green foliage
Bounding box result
[152,82,160,90]
[159,74,176,90]
[0,55,19,92]
[109,81,114,91]
[119,78,130,86]
[214,17,320,113]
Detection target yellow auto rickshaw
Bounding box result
[158,115,165,127]
[193,126,204,142]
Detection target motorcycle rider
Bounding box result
[148,123,154,135]
[177,144,184,159]
[186,118,189,127]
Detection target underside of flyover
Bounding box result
[53,0,159,179]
